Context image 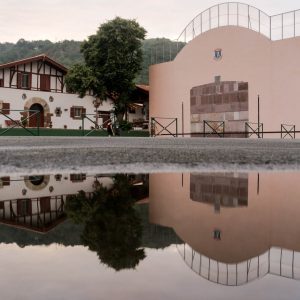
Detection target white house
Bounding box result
[0,54,114,129]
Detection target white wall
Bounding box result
[0,87,114,129]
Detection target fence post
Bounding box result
[37,111,40,136]
[82,117,85,136]
[151,117,154,137]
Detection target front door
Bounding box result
[29,103,44,127]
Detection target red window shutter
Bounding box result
[82,108,86,117]
[40,74,45,91]
[17,73,22,88]
[1,177,10,186]
[17,199,32,216]
[40,197,51,213]
[2,103,10,115]
[0,79,3,87]
[70,107,75,118]
[40,75,50,91]
[29,74,32,90]
[46,75,50,91]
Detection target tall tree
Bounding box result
[66,17,146,121]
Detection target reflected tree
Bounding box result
[66,175,145,271]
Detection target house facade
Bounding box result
[0,54,113,129]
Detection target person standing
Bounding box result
[107,121,114,136]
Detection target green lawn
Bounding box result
[0,128,150,137]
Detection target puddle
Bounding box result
[0,172,300,299]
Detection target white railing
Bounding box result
[148,3,300,66]
[177,2,300,43]
[177,243,300,286]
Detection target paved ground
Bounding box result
[0,137,300,175]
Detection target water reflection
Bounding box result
[0,172,300,288]
[0,173,178,270]
[66,175,146,271]
[149,172,300,285]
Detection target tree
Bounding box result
[66,17,146,121]
[65,175,146,271]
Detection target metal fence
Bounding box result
[0,109,41,136]
[151,117,178,137]
[177,2,300,44]
[177,243,300,286]
[147,2,300,66]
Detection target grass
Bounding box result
[0,128,150,137]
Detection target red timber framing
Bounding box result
[0,196,67,233]
[0,54,68,93]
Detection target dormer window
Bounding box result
[17,72,31,89]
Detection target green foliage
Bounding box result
[118,120,133,131]
[0,37,184,85]
[65,64,100,98]
[66,175,146,271]
[67,17,146,113]
[0,39,83,68]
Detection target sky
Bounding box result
[0,0,299,43]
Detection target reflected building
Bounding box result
[0,174,113,232]
[149,172,300,285]
[0,174,148,233]
[190,173,248,213]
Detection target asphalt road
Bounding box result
[0,137,300,175]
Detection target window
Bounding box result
[74,107,82,118]
[0,102,10,115]
[40,74,51,91]
[17,72,31,89]
[70,106,86,119]
[128,106,136,114]
[17,199,32,216]
[0,78,3,87]
[70,174,86,182]
[213,229,221,240]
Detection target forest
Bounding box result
[0,38,185,84]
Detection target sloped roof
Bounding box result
[136,84,149,93]
[0,54,68,74]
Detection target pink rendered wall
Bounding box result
[150,26,300,137]
[149,172,300,263]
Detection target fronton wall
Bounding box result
[150,26,300,137]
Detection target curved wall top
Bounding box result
[177,2,300,44]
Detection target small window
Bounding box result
[128,106,136,114]
[213,229,221,240]
[22,74,29,88]
[70,106,86,119]
[74,107,82,118]
[70,174,86,182]
[17,72,31,89]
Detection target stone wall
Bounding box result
[190,173,248,213]
[190,81,249,136]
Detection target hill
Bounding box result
[0,38,185,84]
